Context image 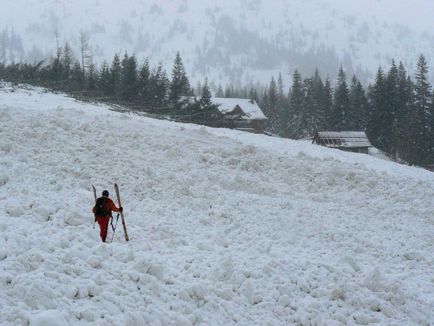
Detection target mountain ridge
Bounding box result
[1,0,433,86]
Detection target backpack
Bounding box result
[94,197,109,217]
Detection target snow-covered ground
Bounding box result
[0,85,433,325]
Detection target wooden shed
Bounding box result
[212,97,268,133]
[312,131,372,154]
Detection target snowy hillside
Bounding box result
[1,85,434,325]
[1,0,434,85]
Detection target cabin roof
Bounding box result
[314,131,372,148]
[212,97,267,120]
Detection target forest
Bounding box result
[0,41,433,167]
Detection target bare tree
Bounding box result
[79,30,92,76]
[54,29,61,61]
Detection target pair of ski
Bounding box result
[92,183,129,242]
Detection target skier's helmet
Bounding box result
[102,190,109,197]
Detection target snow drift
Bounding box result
[0,85,433,325]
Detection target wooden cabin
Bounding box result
[312,131,372,154]
[212,97,268,133]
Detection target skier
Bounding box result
[93,190,123,242]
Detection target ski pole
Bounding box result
[111,214,120,242]
[92,185,97,228]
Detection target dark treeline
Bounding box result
[0,44,226,127]
[0,43,433,167]
[219,57,434,167]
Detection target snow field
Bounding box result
[0,86,434,325]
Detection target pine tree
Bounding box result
[85,58,98,93]
[413,54,432,164]
[267,77,279,134]
[310,70,327,133]
[98,61,112,96]
[215,84,224,97]
[50,45,64,88]
[331,66,351,130]
[199,79,214,109]
[395,62,413,162]
[277,73,288,135]
[385,61,400,157]
[137,59,150,103]
[120,53,138,101]
[110,54,122,99]
[224,85,234,98]
[248,87,259,103]
[429,90,434,164]
[287,70,304,138]
[349,75,367,130]
[69,62,84,92]
[169,52,190,107]
[277,73,285,103]
[302,77,315,136]
[149,63,168,107]
[323,78,333,130]
[367,68,388,152]
[61,42,74,82]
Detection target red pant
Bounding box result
[96,216,110,242]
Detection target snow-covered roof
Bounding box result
[314,131,371,148]
[212,97,267,120]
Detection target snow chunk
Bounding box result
[210,255,234,281]
[4,201,25,217]
[63,211,85,226]
[29,310,67,326]
[278,294,291,307]
[19,282,56,309]
[134,258,164,280]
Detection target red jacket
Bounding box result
[93,197,120,217]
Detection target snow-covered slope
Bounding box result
[0,85,434,325]
[1,0,434,85]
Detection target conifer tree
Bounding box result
[120,53,138,101]
[349,75,367,130]
[137,59,150,102]
[287,70,304,138]
[169,52,190,107]
[302,77,315,136]
[395,62,413,161]
[267,77,280,134]
[385,61,400,157]
[199,79,214,110]
[98,61,112,96]
[260,88,269,118]
[277,73,288,135]
[367,68,388,152]
[429,90,434,164]
[331,66,351,130]
[215,84,224,97]
[85,58,98,93]
[277,73,285,102]
[149,63,168,107]
[248,87,259,103]
[224,85,234,98]
[310,70,327,132]
[413,54,432,164]
[110,54,122,98]
[69,62,84,91]
[50,46,64,88]
[323,78,333,130]
[61,42,74,82]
